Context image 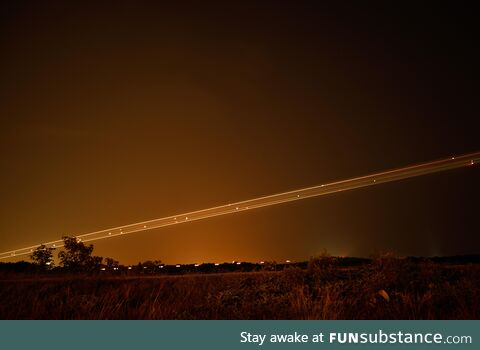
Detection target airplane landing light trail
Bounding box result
[1,151,479,260]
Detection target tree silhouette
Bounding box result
[89,255,104,272]
[58,236,102,271]
[30,245,55,269]
[140,260,162,273]
[105,257,119,270]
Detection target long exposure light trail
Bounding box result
[1,151,478,260]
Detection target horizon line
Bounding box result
[1,150,479,261]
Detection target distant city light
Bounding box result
[1,151,479,262]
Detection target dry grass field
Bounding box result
[0,257,479,319]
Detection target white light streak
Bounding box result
[1,151,479,261]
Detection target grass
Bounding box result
[0,257,479,319]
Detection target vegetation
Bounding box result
[30,245,55,269]
[57,236,103,272]
[0,255,479,319]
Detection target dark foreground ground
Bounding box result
[1,258,479,319]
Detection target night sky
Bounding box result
[1,1,478,264]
